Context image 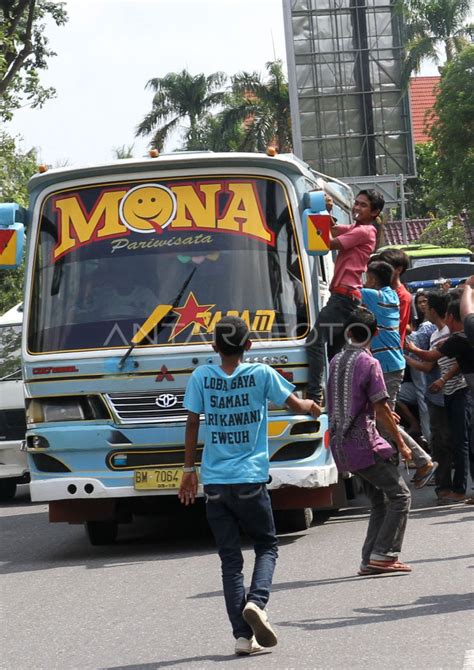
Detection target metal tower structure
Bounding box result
[283,0,416,186]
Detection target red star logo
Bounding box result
[170,292,214,339]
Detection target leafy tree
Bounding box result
[405,142,445,218]
[419,215,471,247]
[219,60,292,153]
[429,46,474,214]
[399,0,473,84]
[113,144,134,159]
[0,1,68,121]
[0,133,37,313]
[136,70,227,151]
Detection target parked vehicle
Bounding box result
[0,151,352,543]
[0,303,28,501]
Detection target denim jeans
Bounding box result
[355,456,411,565]
[410,366,431,443]
[204,483,278,639]
[444,388,472,494]
[306,293,359,402]
[427,399,452,493]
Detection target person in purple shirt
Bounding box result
[328,307,412,575]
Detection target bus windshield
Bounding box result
[28,175,310,353]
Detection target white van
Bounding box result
[0,303,28,501]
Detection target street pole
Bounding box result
[400,173,408,244]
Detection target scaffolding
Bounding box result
[283,0,416,180]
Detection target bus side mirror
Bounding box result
[302,191,331,256]
[0,203,26,270]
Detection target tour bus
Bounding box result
[0,151,353,544]
[0,303,28,501]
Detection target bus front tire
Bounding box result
[85,520,118,545]
[274,507,313,534]
[0,479,17,502]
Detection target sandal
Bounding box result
[357,565,377,576]
[413,461,438,489]
[368,559,412,573]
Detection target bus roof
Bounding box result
[377,243,472,258]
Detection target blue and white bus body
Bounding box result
[11,152,353,540]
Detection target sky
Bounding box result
[7,0,440,167]
[7,0,288,166]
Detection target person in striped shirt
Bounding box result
[407,297,471,504]
[362,261,437,488]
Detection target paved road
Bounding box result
[2,479,473,670]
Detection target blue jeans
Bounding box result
[444,388,472,494]
[306,293,360,402]
[355,456,411,565]
[204,483,278,639]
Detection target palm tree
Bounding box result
[400,0,473,84]
[219,60,292,153]
[136,70,227,151]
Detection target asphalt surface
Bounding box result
[2,476,473,670]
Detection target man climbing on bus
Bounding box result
[306,189,384,405]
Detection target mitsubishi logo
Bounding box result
[155,393,178,409]
[156,365,174,382]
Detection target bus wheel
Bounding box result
[274,507,313,534]
[0,479,17,502]
[85,520,118,546]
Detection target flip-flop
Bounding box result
[357,565,377,576]
[413,461,438,489]
[368,559,412,573]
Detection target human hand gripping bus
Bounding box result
[178,316,321,655]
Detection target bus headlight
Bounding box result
[26,396,109,425]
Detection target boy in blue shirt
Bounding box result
[361,261,437,488]
[179,316,321,656]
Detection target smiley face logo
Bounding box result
[119,184,177,234]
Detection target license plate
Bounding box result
[134,468,183,490]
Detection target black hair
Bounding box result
[426,290,449,318]
[344,306,378,343]
[367,261,394,288]
[357,189,385,213]
[377,248,410,274]
[214,316,249,356]
[447,299,462,322]
[414,290,427,307]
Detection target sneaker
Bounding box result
[242,602,278,647]
[234,636,263,655]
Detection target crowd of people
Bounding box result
[176,188,473,655]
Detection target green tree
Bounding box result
[219,60,292,153]
[136,70,227,151]
[399,0,473,84]
[113,144,134,159]
[0,133,37,313]
[430,46,474,214]
[405,142,445,218]
[0,1,68,121]
[419,215,471,247]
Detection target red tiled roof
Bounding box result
[382,219,431,246]
[410,77,440,144]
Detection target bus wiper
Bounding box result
[118,267,197,369]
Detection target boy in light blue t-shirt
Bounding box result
[179,316,320,656]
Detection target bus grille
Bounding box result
[106,391,187,424]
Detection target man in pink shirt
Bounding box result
[306,189,384,403]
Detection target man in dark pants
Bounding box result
[306,189,384,404]
[328,308,412,575]
[179,316,321,655]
